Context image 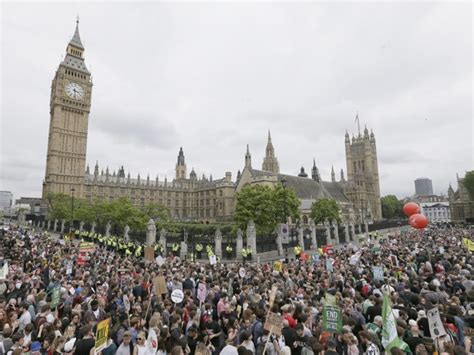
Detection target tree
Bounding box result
[141,203,170,224]
[381,195,404,219]
[44,193,71,221]
[234,184,300,235]
[272,184,301,224]
[310,198,341,225]
[74,199,95,224]
[463,171,474,201]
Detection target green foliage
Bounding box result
[381,195,404,219]
[234,184,301,235]
[463,171,474,201]
[45,193,71,221]
[310,198,341,225]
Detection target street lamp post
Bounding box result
[281,177,288,224]
[70,187,75,233]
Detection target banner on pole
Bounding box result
[153,276,167,295]
[372,266,384,282]
[264,312,283,336]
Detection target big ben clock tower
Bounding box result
[42,19,92,199]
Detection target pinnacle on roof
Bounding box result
[69,16,84,50]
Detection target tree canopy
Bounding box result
[234,184,300,235]
[381,195,404,219]
[310,198,341,225]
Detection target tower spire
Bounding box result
[331,165,336,182]
[311,158,320,182]
[245,144,252,168]
[262,130,279,174]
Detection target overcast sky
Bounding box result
[1,1,472,200]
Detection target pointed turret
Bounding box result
[94,161,99,176]
[85,164,90,175]
[370,129,375,142]
[345,130,350,144]
[175,147,187,179]
[62,17,89,73]
[364,125,369,139]
[127,172,131,184]
[237,170,242,180]
[298,166,308,178]
[118,166,125,178]
[262,130,280,174]
[311,158,320,183]
[155,175,159,186]
[190,168,197,180]
[331,166,335,182]
[245,144,252,168]
[340,168,345,182]
[147,174,150,185]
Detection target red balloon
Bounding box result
[403,202,420,217]
[409,213,429,229]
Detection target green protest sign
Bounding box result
[323,305,342,333]
[51,286,61,309]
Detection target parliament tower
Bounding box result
[344,126,382,221]
[42,19,92,198]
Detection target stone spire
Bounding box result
[175,147,187,179]
[237,170,241,180]
[85,164,90,175]
[340,168,345,182]
[262,130,280,174]
[190,168,197,180]
[364,125,369,139]
[331,166,335,182]
[245,145,252,168]
[94,161,99,176]
[345,130,350,144]
[70,16,84,50]
[311,158,320,183]
[118,166,125,178]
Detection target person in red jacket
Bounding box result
[281,304,297,328]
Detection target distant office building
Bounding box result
[415,178,433,196]
[15,197,43,216]
[0,191,13,211]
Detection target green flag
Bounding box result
[382,293,402,352]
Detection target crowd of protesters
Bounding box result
[0,223,473,355]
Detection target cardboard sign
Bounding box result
[209,255,217,265]
[264,312,283,336]
[144,246,155,262]
[153,276,167,295]
[427,307,447,339]
[197,282,207,303]
[156,255,165,266]
[171,289,184,304]
[323,305,342,333]
[66,261,73,275]
[372,266,384,282]
[325,293,336,306]
[79,242,95,253]
[95,318,111,352]
[77,252,87,266]
[268,284,278,309]
[51,285,61,308]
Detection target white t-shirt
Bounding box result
[220,345,239,355]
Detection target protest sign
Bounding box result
[268,284,278,309]
[326,258,334,272]
[312,254,320,265]
[0,262,8,279]
[155,255,165,266]
[239,267,246,278]
[66,261,73,275]
[372,266,384,282]
[153,276,167,295]
[79,242,95,253]
[323,305,342,333]
[264,312,283,336]
[273,261,283,273]
[427,307,447,339]
[171,289,184,304]
[51,285,61,308]
[209,255,217,265]
[95,318,111,352]
[144,246,154,262]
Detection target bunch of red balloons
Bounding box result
[403,202,429,229]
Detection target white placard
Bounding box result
[239,267,246,278]
[171,289,184,304]
[209,255,217,265]
[427,307,447,339]
[156,255,165,266]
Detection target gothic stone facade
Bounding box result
[42,22,382,224]
[448,171,474,223]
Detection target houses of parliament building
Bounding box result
[42,21,382,224]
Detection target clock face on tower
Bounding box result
[65,82,85,100]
